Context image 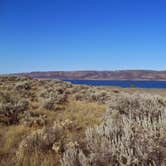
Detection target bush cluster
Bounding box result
[61,93,166,166]
[41,88,68,111]
[74,88,112,104]
[0,91,29,125]
[16,120,75,163]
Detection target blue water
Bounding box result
[64,80,166,88]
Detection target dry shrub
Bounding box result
[73,88,112,104]
[42,97,66,111]
[15,81,31,91]
[107,93,165,121]
[40,87,68,111]
[14,80,37,100]
[19,111,47,127]
[0,91,29,125]
[16,121,65,162]
[61,93,166,166]
[43,98,57,111]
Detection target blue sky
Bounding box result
[0,0,166,73]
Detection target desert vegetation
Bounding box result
[0,76,165,166]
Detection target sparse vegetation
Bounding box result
[61,94,166,166]
[0,92,29,125]
[0,76,165,166]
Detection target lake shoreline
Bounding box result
[64,80,166,89]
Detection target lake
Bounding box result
[64,80,166,88]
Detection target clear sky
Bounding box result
[0,0,166,73]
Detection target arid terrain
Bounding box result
[0,76,165,166]
[15,70,166,80]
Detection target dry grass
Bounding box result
[0,125,31,155]
[17,150,59,166]
[32,100,106,143]
[61,93,166,166]
[58,100,106,127]
[34,100,106,129]
[0,76,166,166]
[0,125,32,166]
[107,86,166,97]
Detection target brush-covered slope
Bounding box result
[0,76,165,166]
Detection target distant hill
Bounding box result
[15,70,166,80]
